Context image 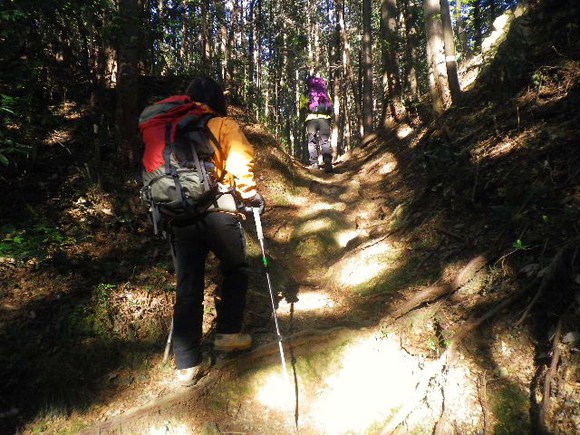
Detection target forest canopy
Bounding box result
[1,0,520,172]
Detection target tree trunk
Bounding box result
[201,1,211,72]
[455,0,468,56]
[216,0,228,81]
[473,0,482,52]
[423,0,448,116]
[116,0,144,162]
[440,0,461,103]
[336,0,360,146]
[362,0,373,135]
[401,0,419,108]
[380,0,404,126]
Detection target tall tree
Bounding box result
[361,0,373,134]
[380,0,404,125]
[401,0,420,111]
[423,0,448,116]
[336,0,360,147]
[116,0,145,161]
[440,0,461,102]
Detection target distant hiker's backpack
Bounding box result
[307,76,333,115]
[139,95,239,233]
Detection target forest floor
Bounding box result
[1,4,580,434]
[1,91,579,434]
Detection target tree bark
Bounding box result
[401,0,419,107]
[423,0,449,116]
[336,0,360,146]
[380,0,404,126]
[116,0,144,162]
[362,0,373,135]
[440,0,461,103]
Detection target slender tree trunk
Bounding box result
[401,0,419,108]
[362,0,373,135]
[489,0,496,23]
[216,0,227,81]
[380,0,404,126]
[116,0,144,162]
[336,0,360,146]
[201,1,211,72]
[473,0,482,52]
[440,0,461,102]
[423,0,448,116]
[331,8,342,157]
[455,0,468,55]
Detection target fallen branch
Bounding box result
[387,254,489,323]
[539,317,562,433]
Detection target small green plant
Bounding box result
[0,93,32,167]
[491,383,530,434]
[512,239,528,250]
[532,69,545,88]
[0,223,76,261]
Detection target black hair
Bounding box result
[185,77,228,116]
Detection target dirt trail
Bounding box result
[73,139,488,435]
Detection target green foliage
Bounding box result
[491,383,530,434]
[65,283,117,339]
[0,94,31,168]
[0,222,75,261]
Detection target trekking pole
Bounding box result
[163,317,174,365]
[253,207,288,377]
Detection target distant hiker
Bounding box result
[138,77,265,387]
[304,75,334,173]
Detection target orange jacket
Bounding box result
[206,115,257,200]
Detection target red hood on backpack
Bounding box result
[139,96,216,173]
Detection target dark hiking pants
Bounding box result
[169,212,249,369]
[306,117,332,165]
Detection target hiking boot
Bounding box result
[214,333,252,352]
[176,354,211,387]
[322,154,333,173]
[308,163,319,170]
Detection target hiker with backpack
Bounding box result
[138,77,265,387]
[303,75,334,173]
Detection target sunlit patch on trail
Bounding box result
[256,370,296,411]
[296,217,334,235]
[396,125,414,139]
[336,229,358,247]
[277,290,335,316]
[379,161,397,175]
[309,333,417,433]
[337,240,397,287]
[301,201,347,217]
[148,423,191,434]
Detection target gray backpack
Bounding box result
[139,97,239,233]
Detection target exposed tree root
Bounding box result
[539,316,563,433]
[386,254,490,324]
[381,274,535,433]
[514,248,565,327]
[477,374,491,434]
